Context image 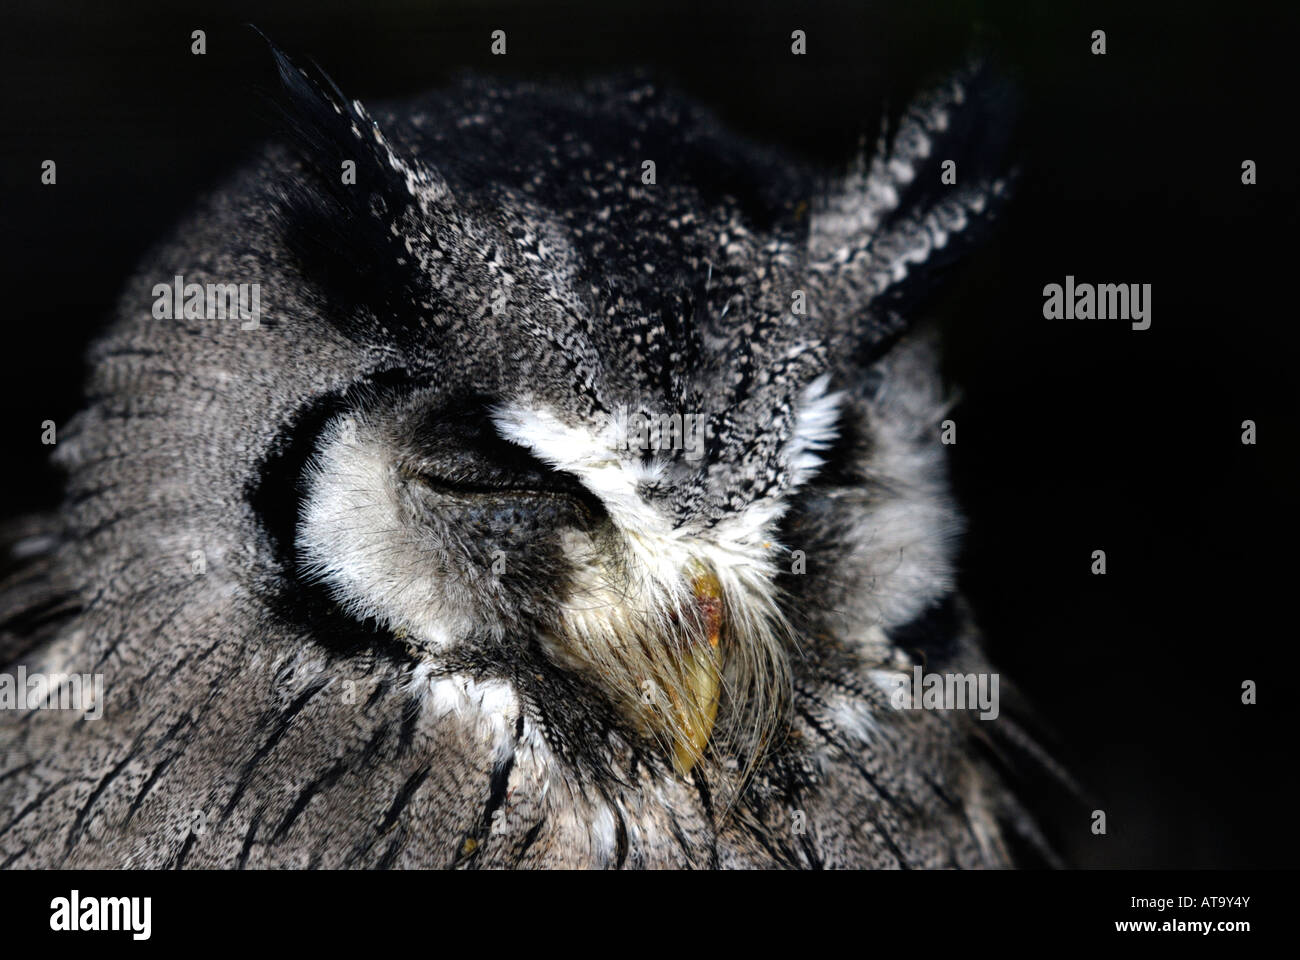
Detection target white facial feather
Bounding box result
[296,414,488,648]
[297,355,952,796]
[784,373,845,490]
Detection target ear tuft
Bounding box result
[808,61,1017,362]
[251,29,458,328]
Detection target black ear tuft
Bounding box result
[250,28,454,331]
[808,61,1018,364]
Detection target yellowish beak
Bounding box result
[669,570,724,776]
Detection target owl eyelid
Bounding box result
[402,465,555,498]
[398,464,605,521]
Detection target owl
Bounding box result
[0,44,1054,868]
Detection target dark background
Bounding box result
[1,0,1295,868]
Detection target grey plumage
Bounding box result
[0,51,1046,868]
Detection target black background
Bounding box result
[2,868,1286,941]
[1,0,1295,868]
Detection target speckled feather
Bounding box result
[0,51,1050,868]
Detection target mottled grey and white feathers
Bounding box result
[0,51,1046,868]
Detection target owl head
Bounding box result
[7,43,1026,868]
[258,45,1011,779]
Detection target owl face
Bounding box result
[286,148,846,776]
[263,53,996,788]
[294,349,838,778]
[1,48,1029,868]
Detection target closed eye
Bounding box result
[399,401,608,519]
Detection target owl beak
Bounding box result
[669,569,724,776]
